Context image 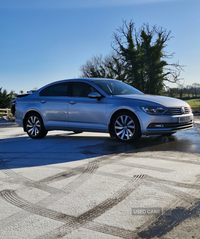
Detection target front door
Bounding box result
[68,82,107,132]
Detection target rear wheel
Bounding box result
[112,112,141,142]
[25,113,47,139]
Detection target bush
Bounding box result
[0,88,12,108]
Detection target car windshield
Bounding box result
[92,80,143,95]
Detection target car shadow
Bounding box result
[0,127,199,170]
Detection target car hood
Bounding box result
[114,94,189,107]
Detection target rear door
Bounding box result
[39,82,69,129]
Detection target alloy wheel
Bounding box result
[25,113,47,139]
[114,115,135,141]
[27,116,41,137]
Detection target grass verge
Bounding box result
[186,99,200,113]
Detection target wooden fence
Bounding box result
[0,108,10,117]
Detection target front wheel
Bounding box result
[112,112,141,142]
[25,113,47,139]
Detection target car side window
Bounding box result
[71,82,98,97]
[40,83,69,97]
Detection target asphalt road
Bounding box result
[0,118,200,239]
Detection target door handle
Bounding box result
[40,100,46,104]
[69,101,76,105]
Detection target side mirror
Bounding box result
[88,92,102,100]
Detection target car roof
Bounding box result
[61,78,115,82]
[38,78,116,91]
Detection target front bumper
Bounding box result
[139,112,193,135]
[146,120,193,134]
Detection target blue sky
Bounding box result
[0,0,199,93]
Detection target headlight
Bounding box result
[141,106,167,115]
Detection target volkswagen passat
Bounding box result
[15,78,193,142]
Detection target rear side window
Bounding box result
[40,83,69,97]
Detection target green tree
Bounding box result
[0,88,12,108]
[112,21,182,94]
[192,83,200,97]
[80,20,183,95]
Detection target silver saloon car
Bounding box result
[15,78,193,142]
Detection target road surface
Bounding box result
[0,117,200,238]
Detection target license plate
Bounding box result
[178,116,192,123]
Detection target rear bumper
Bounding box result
[15,119,23,127]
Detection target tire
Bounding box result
[162,132,176,137]
[25,113,47,139]
[112,112,141,142]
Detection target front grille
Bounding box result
[164,107,191,115]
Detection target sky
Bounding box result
[0,0,200,94]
